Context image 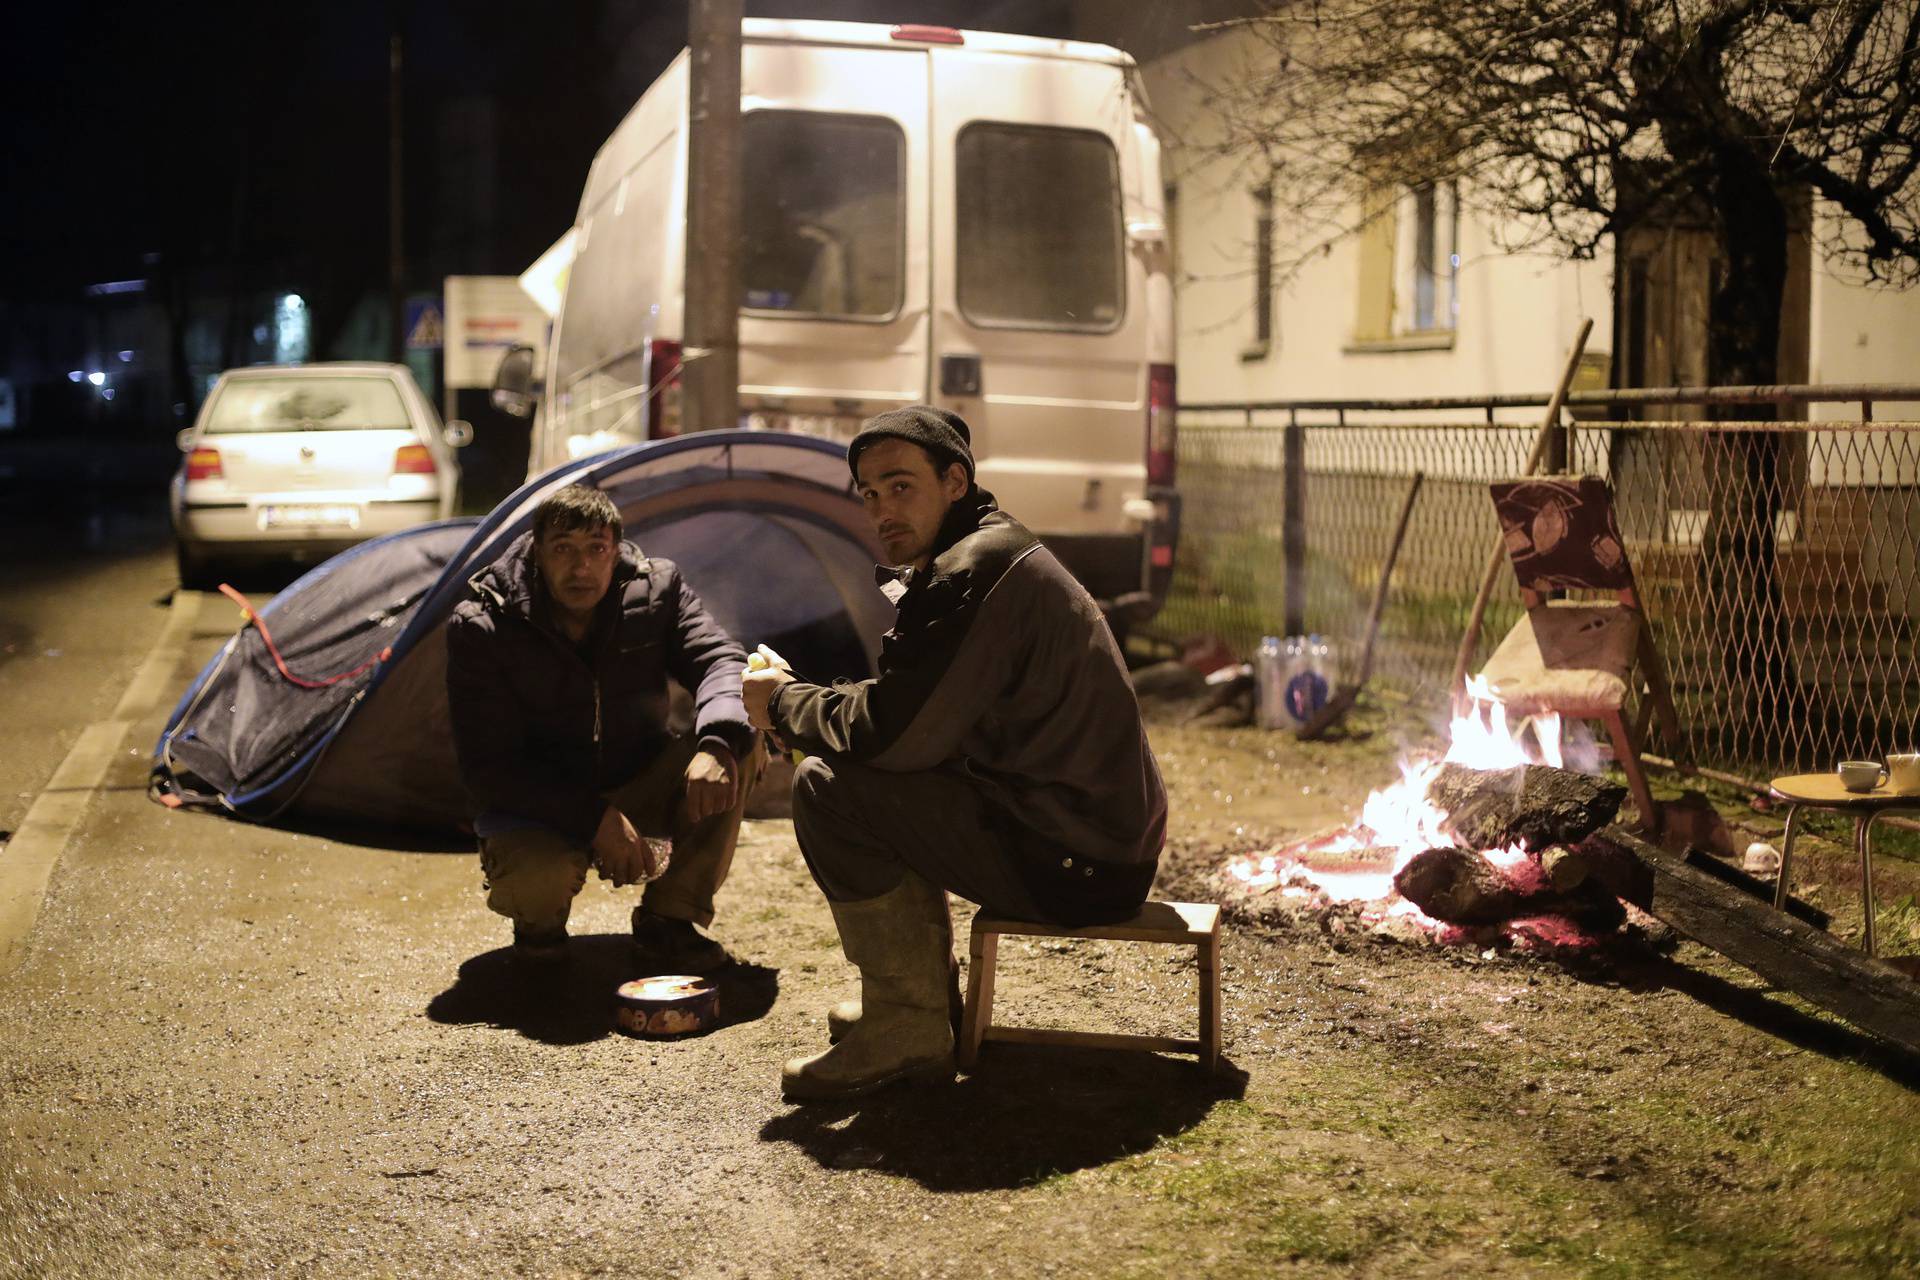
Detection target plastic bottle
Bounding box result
[1255,636,1287,729]
[1285,633,1332,724]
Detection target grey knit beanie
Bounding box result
[847,405,975,483]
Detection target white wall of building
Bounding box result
[1143,28,1613,411]
[1144,27,1920,414]
[1807,201,1920,421]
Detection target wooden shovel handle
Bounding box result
[1447,318,1593,714]
[1352,470,1424,687]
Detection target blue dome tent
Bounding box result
[152,432,888,833]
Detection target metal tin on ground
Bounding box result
[613,974,719,1038]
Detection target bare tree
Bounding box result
[1194,0,1920,746]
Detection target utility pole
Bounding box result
[683,0,741,432]
[387,3,407,363]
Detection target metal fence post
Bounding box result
[1284,412,1306,637]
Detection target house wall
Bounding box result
[1141,27,1615,412]
[1807,208,1920,420]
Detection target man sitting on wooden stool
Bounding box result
[742,406,1167,1101]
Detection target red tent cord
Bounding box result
[218,583,393,690]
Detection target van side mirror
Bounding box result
[491,344,538,419]
[443,420,474,448]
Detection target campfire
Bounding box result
[1222,677,1634,951]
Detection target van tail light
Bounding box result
[393,443,437,475]
[647,339,684,438]
[185,447,223,481]
[891,24,964,44]
[1146,362,1177,487]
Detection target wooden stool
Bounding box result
[958,901,1222,1074]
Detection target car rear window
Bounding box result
[741,111,905,320]
[956,123,1124,331]
[202,377,412,434]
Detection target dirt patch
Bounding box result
[2,686,1918,1277]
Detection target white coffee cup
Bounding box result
[1838,760,1886,792]
[1888,752,1920,793]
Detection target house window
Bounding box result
[1352,179,1459,347]
[1254,181,1274,349]
[1400,181,1458,334]
[1243,180,1274,359]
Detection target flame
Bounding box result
[1226,680,1569,928]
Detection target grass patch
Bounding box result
[1067,1029,1920,1279]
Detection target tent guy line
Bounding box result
[0,589,201,977]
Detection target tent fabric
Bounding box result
[153,431,888,833]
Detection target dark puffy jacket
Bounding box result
[768,491,1166,923]
[445,533,754,844]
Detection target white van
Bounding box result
[519,18,1179,618]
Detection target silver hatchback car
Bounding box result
[170,363,471,587]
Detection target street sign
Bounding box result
[405,297,444,350]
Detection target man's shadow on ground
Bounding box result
[1601,950,1920,1089]
[426,937,779,1046]
[760,1044,1247,1191]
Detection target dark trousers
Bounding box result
[790,755,1047,919]
[477,735,754,931]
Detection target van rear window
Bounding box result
[956,123,1123,331]
[742,112,904,320]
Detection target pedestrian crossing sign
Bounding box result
[405,299,444,351]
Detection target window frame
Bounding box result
[738,107,909,327]
[953,120,1127,336]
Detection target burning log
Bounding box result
[1427,763,1625,851]
[1393,847,1521,924]
[1394,845,1627,931]
[1539,846,1589,892]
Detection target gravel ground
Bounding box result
[4,635,1919,1276]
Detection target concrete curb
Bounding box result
[0,590,201,976]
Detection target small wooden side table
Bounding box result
[1768,773,1920,956]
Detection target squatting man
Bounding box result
[445,484,761,975]
[744,405,1168,1101]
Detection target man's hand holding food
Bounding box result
[742,643,796,733]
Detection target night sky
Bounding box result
[1,1,1070,300]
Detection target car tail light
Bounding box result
[394,443,437,475]
[891,24,964,44]
[185,447,223,481]
[647,339,683,438]
[1146,363,1176,487]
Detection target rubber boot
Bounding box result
[825,954,963,1043]
[782,874,956,1101]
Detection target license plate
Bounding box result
[260,503,360,530]
[749,411,862,442]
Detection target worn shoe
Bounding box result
[631,909,731,975]
[783,875,956,1101]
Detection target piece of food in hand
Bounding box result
[744,647,805,765]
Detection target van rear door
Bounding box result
[928,47,1148,549]
[736,39,930,443]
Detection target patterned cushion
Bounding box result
[1479,603,1639,714]
[1490,476,1635,593]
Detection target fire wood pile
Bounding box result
[1390,764,1631,930]
[1216,759,1920,1058]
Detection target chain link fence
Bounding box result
[1158,388,1920,782]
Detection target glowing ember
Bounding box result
[1226,679,1582,944]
